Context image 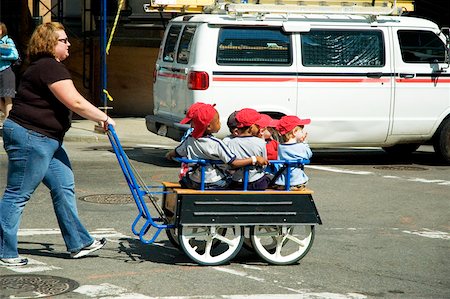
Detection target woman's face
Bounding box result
[55,30,70,61]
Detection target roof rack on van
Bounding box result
[143,0,404,17]
[143,0,215,13]
[225,1,402,20]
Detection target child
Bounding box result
[166,103,267,190]
[177,102,206,179]
[222,110,239,145]
[256,114,279,161]
[273,115,313,191]
[227,108,272,190]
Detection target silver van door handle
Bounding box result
[399,73,415,79]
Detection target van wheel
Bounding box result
[433,118,450,163]
[382,144,420,155]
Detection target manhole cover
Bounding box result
[79,194,134,204]
[373,166,428,171]
[0,274,79,298]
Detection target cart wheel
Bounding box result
[242,227,254,251]
[250,225,315,265]
[166,228,180,249]
[179,225,244,266]
[167,227,227,250]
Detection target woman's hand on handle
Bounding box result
[102,116,116,131]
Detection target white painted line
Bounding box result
[306,165,373,175]
[4,257,61,273]
[74,283,367,299]
[18,228,130,239]
[18,228,61,236]
[402,229,450,240]
[135,143,176,150]
[407,178,449,184]
[74,283,153,298]
[308,166,450,187]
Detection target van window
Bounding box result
[163,25,182,62]
[397,30,446,63]
[177,25,196,64]
[217,27,292,65]
[301,30,385,67]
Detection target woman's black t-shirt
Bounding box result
[9,56,72,141]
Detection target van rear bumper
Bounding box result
[145,115,190,141]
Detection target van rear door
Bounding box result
[154,24,183,124]
[297,28,392,145]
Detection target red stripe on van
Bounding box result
[298,77,390,83]
[396,78,450,83]
[213,77,296,82]
[213,76,389,83]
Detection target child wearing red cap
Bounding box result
[227,108,272,190]
[222,110,240,145]
[166,104,268,190]
[274,115,313,191]
[257,114,280,161]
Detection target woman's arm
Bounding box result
[49,79,115,127]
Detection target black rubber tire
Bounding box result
[433,118,450,163]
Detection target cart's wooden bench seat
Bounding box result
[162,181,314,195]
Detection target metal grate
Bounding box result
[373,166,428,171]
[0,274,79,298]
[79,194,134,204]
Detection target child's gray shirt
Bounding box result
[175,135,236,183]
[227,136,267,183]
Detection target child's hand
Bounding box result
[256,156,268,166]
[165,150,174,161]
[298,131,308,143]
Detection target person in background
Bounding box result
[227,108,272,190]
[166,103,267,190]
[0,22,19,124]
[0,22,116,267]
[273,115,312,191]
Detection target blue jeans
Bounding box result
[0,119,94,258]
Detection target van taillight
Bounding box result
[188,71,209,90]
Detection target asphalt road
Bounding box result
[0,138,449,299]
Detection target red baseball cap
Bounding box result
[276,115,311,135]
[190,104,218,138]
[256,114,279,128]
[235,108,262,128]
[180,102,208,124]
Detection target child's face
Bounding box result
[250,124,260,137]
[261,127,272,139]
[206,112,221,134]
[293,126,307,142]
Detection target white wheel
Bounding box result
[251,225,315,265]
[179,225,244,266]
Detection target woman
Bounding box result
[0,22,116,266]
[0,22,19,122]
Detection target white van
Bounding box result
[146,3,450,162]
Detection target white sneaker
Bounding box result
[0,257,28,266]
[70,238,107,259]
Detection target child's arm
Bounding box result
[165,150,177,160]
[230,156,268,168]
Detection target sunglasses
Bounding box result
[58,38,69,44]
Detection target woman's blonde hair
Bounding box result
[0,22,7,38]
[28,22,65,60]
